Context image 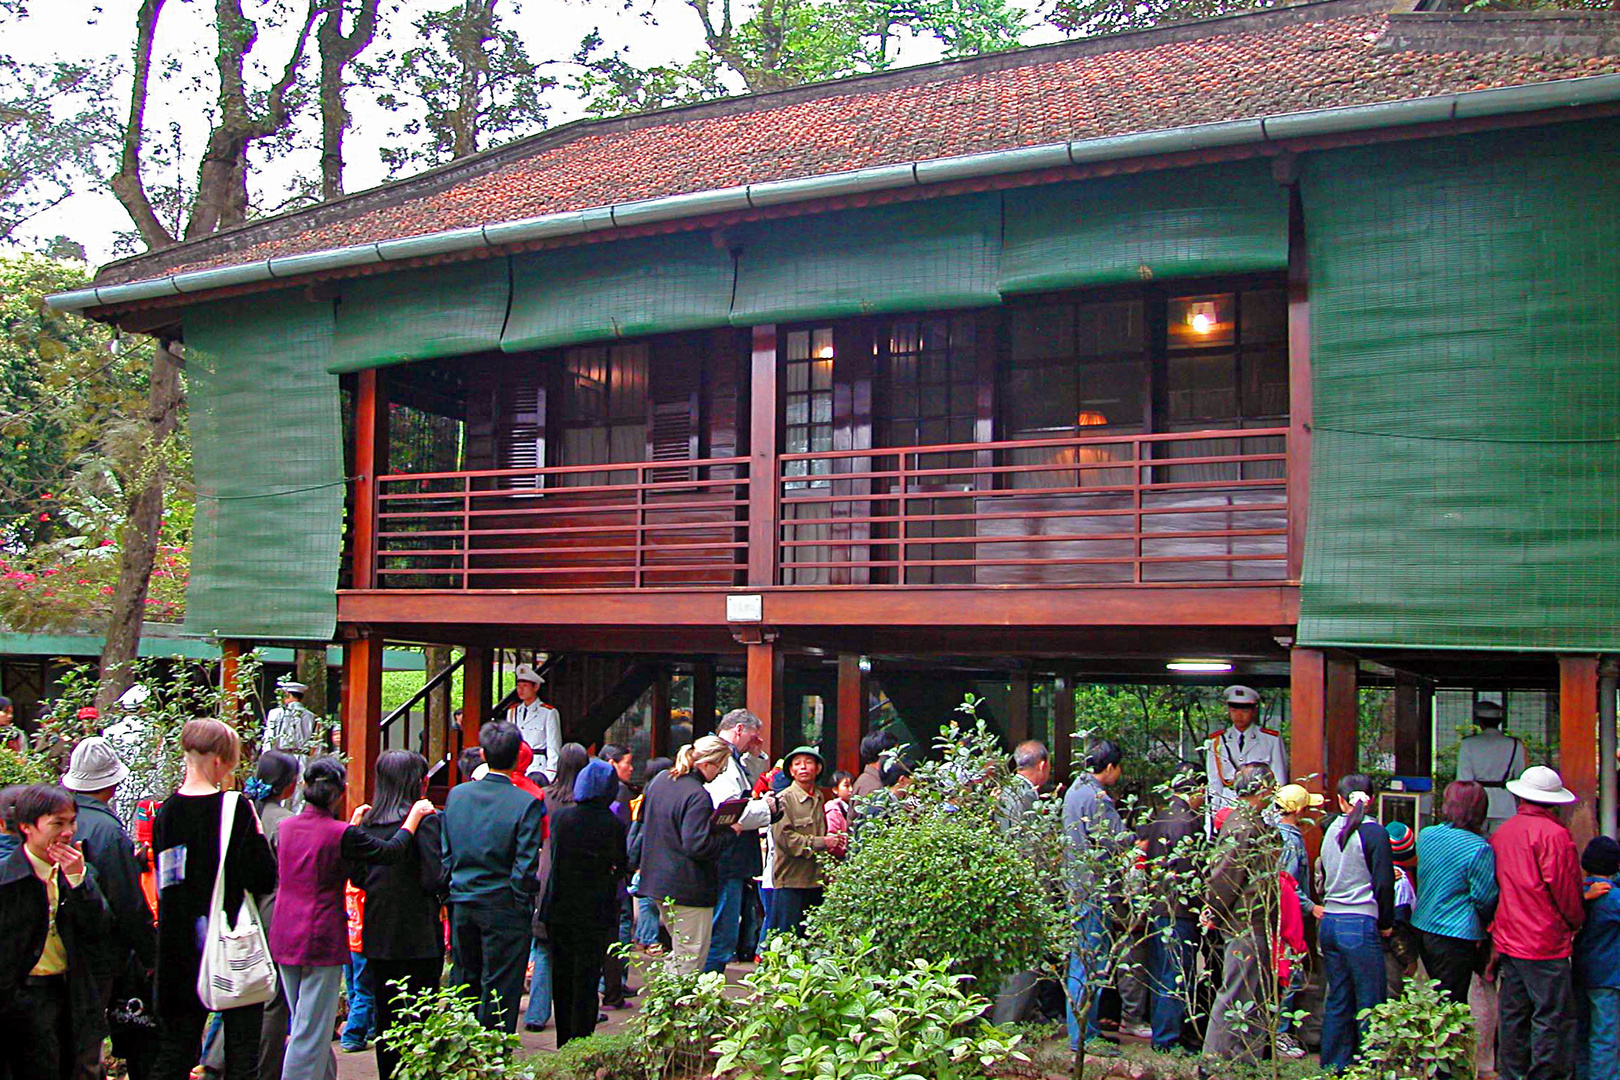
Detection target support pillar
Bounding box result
[650,667,672,760]
[746,638,784,761]
[1052,674,1074,785]
[1600,657,1618,840]
[1560,655,1600,849]
[746,326,780,588]
[1007,672,1032,749]
[692,660,717,738]
[1392,673,1432,780]
[837,653,866,777]
[343,633,385,807]
[1290,647,1358,794]
[459,646,492,780]
[351,369,389,591]
[219,639,247,724]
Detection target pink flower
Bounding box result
[100,585,114,595]
[99,539,114,547]
[38,513,49,521]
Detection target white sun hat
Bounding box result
[1223,685,1261,706]
[1505,765,1577,805]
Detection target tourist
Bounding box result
[1200,763,1278,1071]
[149,719,277,1080]
[1135,768,1207,1054]
[1062,738,1126,1056]
[825,770,855,837]
[1272,782,1321,1060]
[770,746,842,937]
[456,746,484,784]
[637,736,730,974]
[1493,765,1588,1080]
[1315,773,1396,1072]
[1412,780,1498,1007]
[1574,836,1620,1080]
[629,755,672,955]
[0,784,21,861]
[353,750,446,1080]
[703,709,776,975]
[0,783,109,1080]
[63,737,158,1080]
[270,756,434,1080]
[598,744,636,1009]
[1383,821,1420,998]
[523,742,584,1034]
[0,695,23,756]
[235,750,300,1080]
[852,730,898,797]
[542,758,629,1047]
[442,721,546,1032]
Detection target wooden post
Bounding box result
[1392,673,1432,779]
[837,653,865,777]
[650,666,672,760]
[747,638,784,761]
[1291,647,1358,794]
[1286,184,1311,583]
[1052,674,1074,785]
[343,633,385,807]
[746,326,780,587]
[459,645,492,780]
[352,368,389,590]
[1561,654,1600,849]
[1007,672,1032,749]
[220,639,246,724]
[692,660,717,738]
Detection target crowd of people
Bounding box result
[0,676,1613,1080]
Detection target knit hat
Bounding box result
[63,736,129,792]
[1386,821,1416,862]
[1583,836,1620,878]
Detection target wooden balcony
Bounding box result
[366,428,1289,592]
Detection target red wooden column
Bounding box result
[836,653,866,777]
[220,639,247,723]
[746,326,780,587]
[1561,655,1600,849]
[343,633,385,806]
[1052,674,1074,785]
[747,638,785,761]
[459,645,492,779]
[351,369,389,590]
[691,660,717,739]
[1290,647,1358,793]
[1285,183,1312,583]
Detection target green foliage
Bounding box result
[527,1028,644,1080]
[1049,0,1288,38]
[630,943,732,1078]
[808,707,1068,992]
[0,748,50,787]
[712,935,1027,1080]
[379,983,531,1080]
[1342,978,1477,1080]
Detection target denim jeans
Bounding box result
[1065,907,1112,1050]
[524,938,553,1026]
[342,951,376,1047]
[634,895,662,946]
[1319,913,1387,1070]
[704,877,746,973]
[1146,916,1198,1051]
[1576,985,1620,1080]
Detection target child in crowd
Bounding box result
[1384,821,1420,998]
[825,770,855,840]
[1575,836,1620,1080]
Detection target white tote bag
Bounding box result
[195,791,277,1010]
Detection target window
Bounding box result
[557,344,649,485]
[881,315,978,463]
[1164,289,1286,427]
[782,328,834,489]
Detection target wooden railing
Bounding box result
[777,428,1289,587]
[373,457,750,589]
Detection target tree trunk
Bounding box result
[296,647,330,719]
[425,645,452,761]
[96,342,183,712]
[318,0,384,200]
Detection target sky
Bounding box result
[7,0,1062,267]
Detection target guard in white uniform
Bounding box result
[1205,685,1289,816]
[508,662,562,783]
[264,679,317,752]
[1455,700,1528,834]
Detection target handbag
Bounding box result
[195,791,277,1010]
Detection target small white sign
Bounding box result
[726,594,764,622]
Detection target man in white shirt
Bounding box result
[1205,686,1288,817]
[1455,700,1528,834]
[703,708,778,974]
[264,680,317,753]
[507,663,561,784]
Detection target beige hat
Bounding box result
[1506,765,1577,805]
[514,663,542,685]
[1274,783,1325,815]
[63,736,130,792]
[1223,685,1261,706]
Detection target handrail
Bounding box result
[379,651,466,756]
[377,455,749,484]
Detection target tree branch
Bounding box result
[109,0,175,251]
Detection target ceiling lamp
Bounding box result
[1186,302,1218,334]
[1167,660,1233,673]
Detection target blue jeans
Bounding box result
[704,877,746,973]
[1146,916,1198,1052]
[1319,913,1387,1070]
[1577,985,1620,1080]
[634,895,661,946]
[524,939,552,1026]
[341,951,375,1048]
[1065,907,1112,1050]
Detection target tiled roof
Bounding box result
[95,0,1620,286]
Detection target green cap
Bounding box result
[785,745,824,766]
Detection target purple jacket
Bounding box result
[270,806,412,966]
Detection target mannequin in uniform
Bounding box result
[1205,686,1288,817]
[508,663,561,784]
[1455,700,1527,835]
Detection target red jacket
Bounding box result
[1490,802,1585,960]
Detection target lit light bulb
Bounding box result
[1190,311,1213,334]
[816,344,835,359]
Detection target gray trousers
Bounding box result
[279,963,343,1080]
[1202,929,1272,1065]
[992,969,1039,1025]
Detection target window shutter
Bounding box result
[495,364,546,488]
[648,341,703,482]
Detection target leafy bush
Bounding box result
[713,935,1026,1080]
[0,748,50,787]
[629,943,731,1078]
[528,1029,643,1080]
[1342,978,1476,1080]
[380,984,529,1080]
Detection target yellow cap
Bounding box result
[1275,784,1325,815]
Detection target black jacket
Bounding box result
[442,773,545,908]
[72,793,157,981]
[0,845,111,1051]
[353,814,447,960]
[543,801,627,931]
[637,771,726,908]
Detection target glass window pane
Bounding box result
[951,315,976,352]
[950,383,977,416]
[923,318,949,355]
[1243,345,1289,417]
[786,398,808,426]
[1010,304,1074,361]
[922,354,947,386]
[890,322,918,356]
[1167,353,1238,421]
[810,328,834,361]
[811,394,832,424]
[920,419,949,445]
[811,428,832,452]
[787,428,809,454]
[1242,289,1287,344]
[1004,362,1077,435]
[921,385,947,418]
[1077,359,1145,429]
[811,357,833,390]
[1095,301,1144,354]
[784,362,808,392]
[1167,294,1236,349]
[786,330,810,362]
